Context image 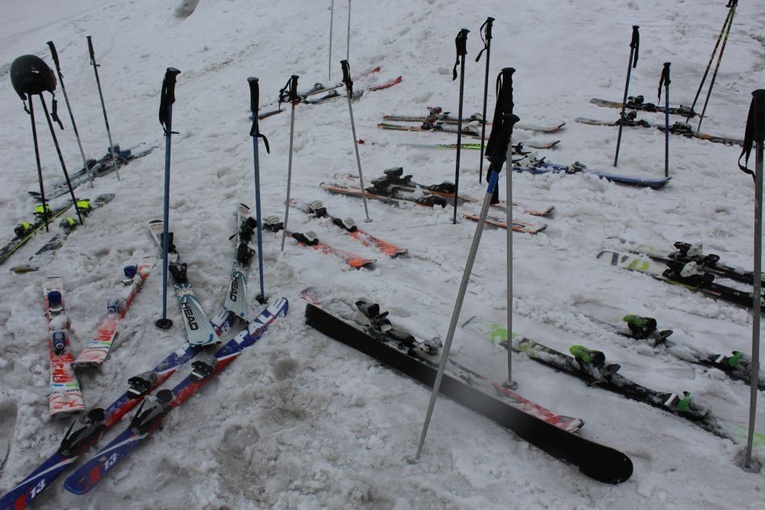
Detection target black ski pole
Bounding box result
[452,28,469,224]
[341,59,371,222]
[738,89,765,471]
[686,0,737,123]
[248,77,271,304]
[417,67,519,460]
[280,75,300,251]
[39,94,84,226]
[48,41,92,188]
[659,62,671,178]
[156,67,181,330]
[475,17,494,184]
[697,0,738,133]
[27,98,50,232]
[328,0,335,81]
[86,36,119,180]
[614,25,640,167]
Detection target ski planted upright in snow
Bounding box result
[72,258,154,368]
[149,220,221,345]
[63,297,289,495]
[304,295,633,484]
[42,277,84,417]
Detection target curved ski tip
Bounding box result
[580,452,634,484]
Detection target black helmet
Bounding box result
[10,54,57,100]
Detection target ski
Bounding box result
[28,145,156,200]
[320,181,448,208]
[462,316,764,445]
[596,314,765,391]
[10,193,116,274]
[377,122,561,149]
[340,167,555,217]
[258,74,402,120]
[432,140,561,151]
[597,249,765,311]
[602,236,764,286]
[42,277,84,417]
[0,305,241,510]
[575,115,743,146]
[462,211,547,234]
[71,259,154,368]
[148,220,221,345]
[260,65,382,109]
[63,297,289,495]
[304,296,633,484]
[513,154,671,189]
[287,230,376,269]
[590,96,697,117]
[383,108,567,133]
[289,198,407,257]
[0,202,74,266]
[224,204,257,319]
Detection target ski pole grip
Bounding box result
[86,35,96,64]
[630,25,640,68]
[47,41,61,69]
[456,28,469,57]
[163,67,181,105]
[484,17,494,41]
[289,75,299,102]
[248,77,260,114]
[341,60,352,86]
[752,89,765,142]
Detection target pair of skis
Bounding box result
[303,290,633,484]
[589,96,697,118]
[575,114,743,146]
[382,107,567,134]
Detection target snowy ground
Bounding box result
[1,0,765,508]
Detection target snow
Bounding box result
[1,0,764,508]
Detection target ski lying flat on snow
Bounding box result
[28,145,156,201]
[513,156,671,189]
[597,249,764,311]
[603,236,764,286]
[10,193,116,274]
[72,259,153,368]
[382,111,567,133]
[0,202,74,266]
[462,316,765,446]
[320,181,448,208]
[286,230,376,269]
[149,220,221,345]
[289,198,408,257]
[304,298,633,484]
[63,298,288,495]
[377,121,561,148]
[593,314,765,391]
[589,97,697,117]
[0,303,241,510]
[43,277,84,417]
[575,116,743,146]
[341,167,555,217]
[462,211,547,234]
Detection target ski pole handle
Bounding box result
[163,67,181,105]
[752,90,765,142]
[658,62,671,101]
[248,77,260,116]
[453,28,469,80]
[341,60,353,90]
[86,35,97,66]
[159,67,181,132]
[630,25,640,68]
[47,41,61,71]
[289,75,299,103]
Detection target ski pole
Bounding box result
[737,89,765,471]
[328,0,335,82]
[87,36,119,181]
[248,77,271,304]
[39,94,84,226]
[48,41,92,188]
[156,67,181,331]
[475,17,494,184]
[697,0,737,133]
[341,60,371,222]
[346,0,352,61]
[452,28,469,224]
[659,62,671,178]
[417,67,519,461]
[614,25,640,167]
[280,75,300,252]
[27,98,50,232]
[686,0,737,123]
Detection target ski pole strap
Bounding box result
[159,67,181,135]
[341,60,353,94]
[248,77,270,153]
[738,89,765,178]
[485,67,517,165]
[658,62,670,102]
[279,75,300,108]
[630,25,640,68]
[452,28,469,81]
[51,96,64,129]
[475,17,494,63]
